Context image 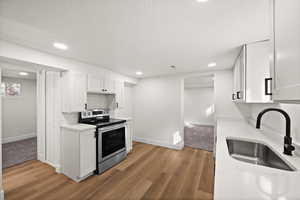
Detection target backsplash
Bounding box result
[87,93,112,110]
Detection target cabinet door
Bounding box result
[80,130,96,178]
[115,81,125,109]
[87,75,101,93]
[62,72,87,113]
[238,46,246,101]
[273,0,300,101]
[246,41,272,103]
[232,63,238,101]
[104,78,115,94]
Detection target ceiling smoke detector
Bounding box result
[170,65,176,69]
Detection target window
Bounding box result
[1,82,21,97]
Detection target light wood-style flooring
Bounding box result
[3,142,215,200]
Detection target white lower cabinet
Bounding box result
[61,125,96,182]
[125,120,133,153]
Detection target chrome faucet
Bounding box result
[256,108,295,156]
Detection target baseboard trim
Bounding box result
[44,160,61,173]
[2,133,36,144]
[133,136,183,150]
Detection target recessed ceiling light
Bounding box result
[196,0,209,2]
[53,42,68,50]
[136,71,143,76]
[208,62,217,67]
[19,72,29,76]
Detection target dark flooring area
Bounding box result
[2,137,37,168]
[184,124,214,151]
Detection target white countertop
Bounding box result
[61,123,96,131]
[214,119,300,200]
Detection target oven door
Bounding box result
[98,124,126,162]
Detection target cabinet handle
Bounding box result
[116,102,119,108]
[232,93,236,100]
[237,91,241,99]
[84,103,88,110]
[265,78,272,95]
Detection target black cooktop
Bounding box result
[81,118,126,128]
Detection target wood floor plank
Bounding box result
[3,142,214,200]
[198,152,215,194]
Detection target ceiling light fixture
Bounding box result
[136,71,143,76]
[19,72,29,76]
[208,62,217,67]
[53,42,68,50]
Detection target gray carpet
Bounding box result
[2,137,37,168]
[184,124,214,152]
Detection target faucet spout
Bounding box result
[256,108,295,156]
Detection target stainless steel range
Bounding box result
[79,109,127,174]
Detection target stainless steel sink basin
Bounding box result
[226,138,296,171]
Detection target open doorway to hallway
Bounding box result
[184,75,215,152]
[1,68,37,168]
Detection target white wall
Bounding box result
[133,76,184,149]
[2,77,36,143]
[184,87,214,125]
[214,70,251,120]
[132,70,250,150]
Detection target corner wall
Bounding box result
[184,87,214,125]
[214,70,250,120]
[133,76,184,149]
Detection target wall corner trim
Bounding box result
[2,133,36,144]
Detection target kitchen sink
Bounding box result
[226,138,296,171]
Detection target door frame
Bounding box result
[0,57,63,200]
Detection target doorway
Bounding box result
[1,68,37,168]
[184,75,215,151]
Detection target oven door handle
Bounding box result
[98,124,125,132]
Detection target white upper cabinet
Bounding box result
[245,40,272,103]
[232,46,246,101]
[272,0,300,102]
[87,74,103,93]
[233,41,272,103]
[62,71,87,113]
[87,74,115,94]
[103,78,115,94]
